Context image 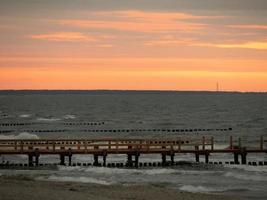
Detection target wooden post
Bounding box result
[28,155,33,166]
[68,155,72,166]
[161,154,166,166]
[241,152,247,165]
[35,155,39,166]
[234,153,239,164]
[170,153,174,165]
[195,153,200,163]
[14,141,17,150]
[68,148,72,166]
[195,145,199,162]
[34,148,39,166]
[211,137,214,151]
[205,153,209,164]
[60,154,65,165]
[134,153,139,168]
[127,154,133,167]
[93,155,99,166]
[178,139,181,152]
[230,136,233,149]
[103,155,107,167]
[202,136,205,150]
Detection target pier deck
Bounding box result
[0,136,266,167]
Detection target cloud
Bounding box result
[30,32,97,42]
[145,34,267,50]
[54,10,215,33]
[57,20,206,33]
[229,24,267,30]
[145,38,197,46]
[209,42,267,50]
[92,10,224,21]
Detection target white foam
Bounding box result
[37,117,61,122]
[44,175,112,185]
[58,166,84,172]
[224,172,267,181]
[58,166,177,175]
[19,114,31,118]
[141,168,176,175]
[224,165,267,173]
[179,185,225,193]
[0,132,39,140]
[59,166,138,174]
[63,115,76,119]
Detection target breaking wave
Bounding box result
[63,115,76,119]
[0,132,39,140]
[44,175,113,185]
[19,114,31,118]
[58,166,177,175]
[37,117,61,122]
[179,185,225,193]
[224,165,267,173]
[224,172,267,182]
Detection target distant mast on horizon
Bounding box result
[216,82,219,92]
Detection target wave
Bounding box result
[0,132,39,140]
[19,114,31,118]
[179,185,225,193]
[37,117,61,122]
[224,172,267,182]
[224,165,267,173]
[63,115,76,119]
[42,175,112,185]
[58,166,221,177]
[58,166,177,175]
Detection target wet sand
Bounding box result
[0,176,245,200]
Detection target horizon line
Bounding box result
[0,89,266,94]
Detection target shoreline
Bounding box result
[0,175,245,200]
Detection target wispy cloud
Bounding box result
[57,19,206,33]
[229,24,267,30]
[145,37,197,46]
[91,10,225,21]
[209,42,267,50]
[30,32,97,42]
[53,10,216,33]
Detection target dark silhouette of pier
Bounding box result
[0,136,266,167]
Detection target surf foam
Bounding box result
[45,175,112,185]
[179,185,225,193]
[63,115,76,119]
[37,117,61,122]
[0,132,39,140]
[19,114,31,118]
[224,172,267,182]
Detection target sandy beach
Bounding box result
[0,175,245,200]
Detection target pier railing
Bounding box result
[0,136,266,167]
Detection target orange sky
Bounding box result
[0,0,266,92]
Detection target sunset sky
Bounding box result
[0,0,266,92]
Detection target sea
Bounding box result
[0,91,266,199]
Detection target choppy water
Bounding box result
[0,91,266,199]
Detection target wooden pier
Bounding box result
[0,136,266,167]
